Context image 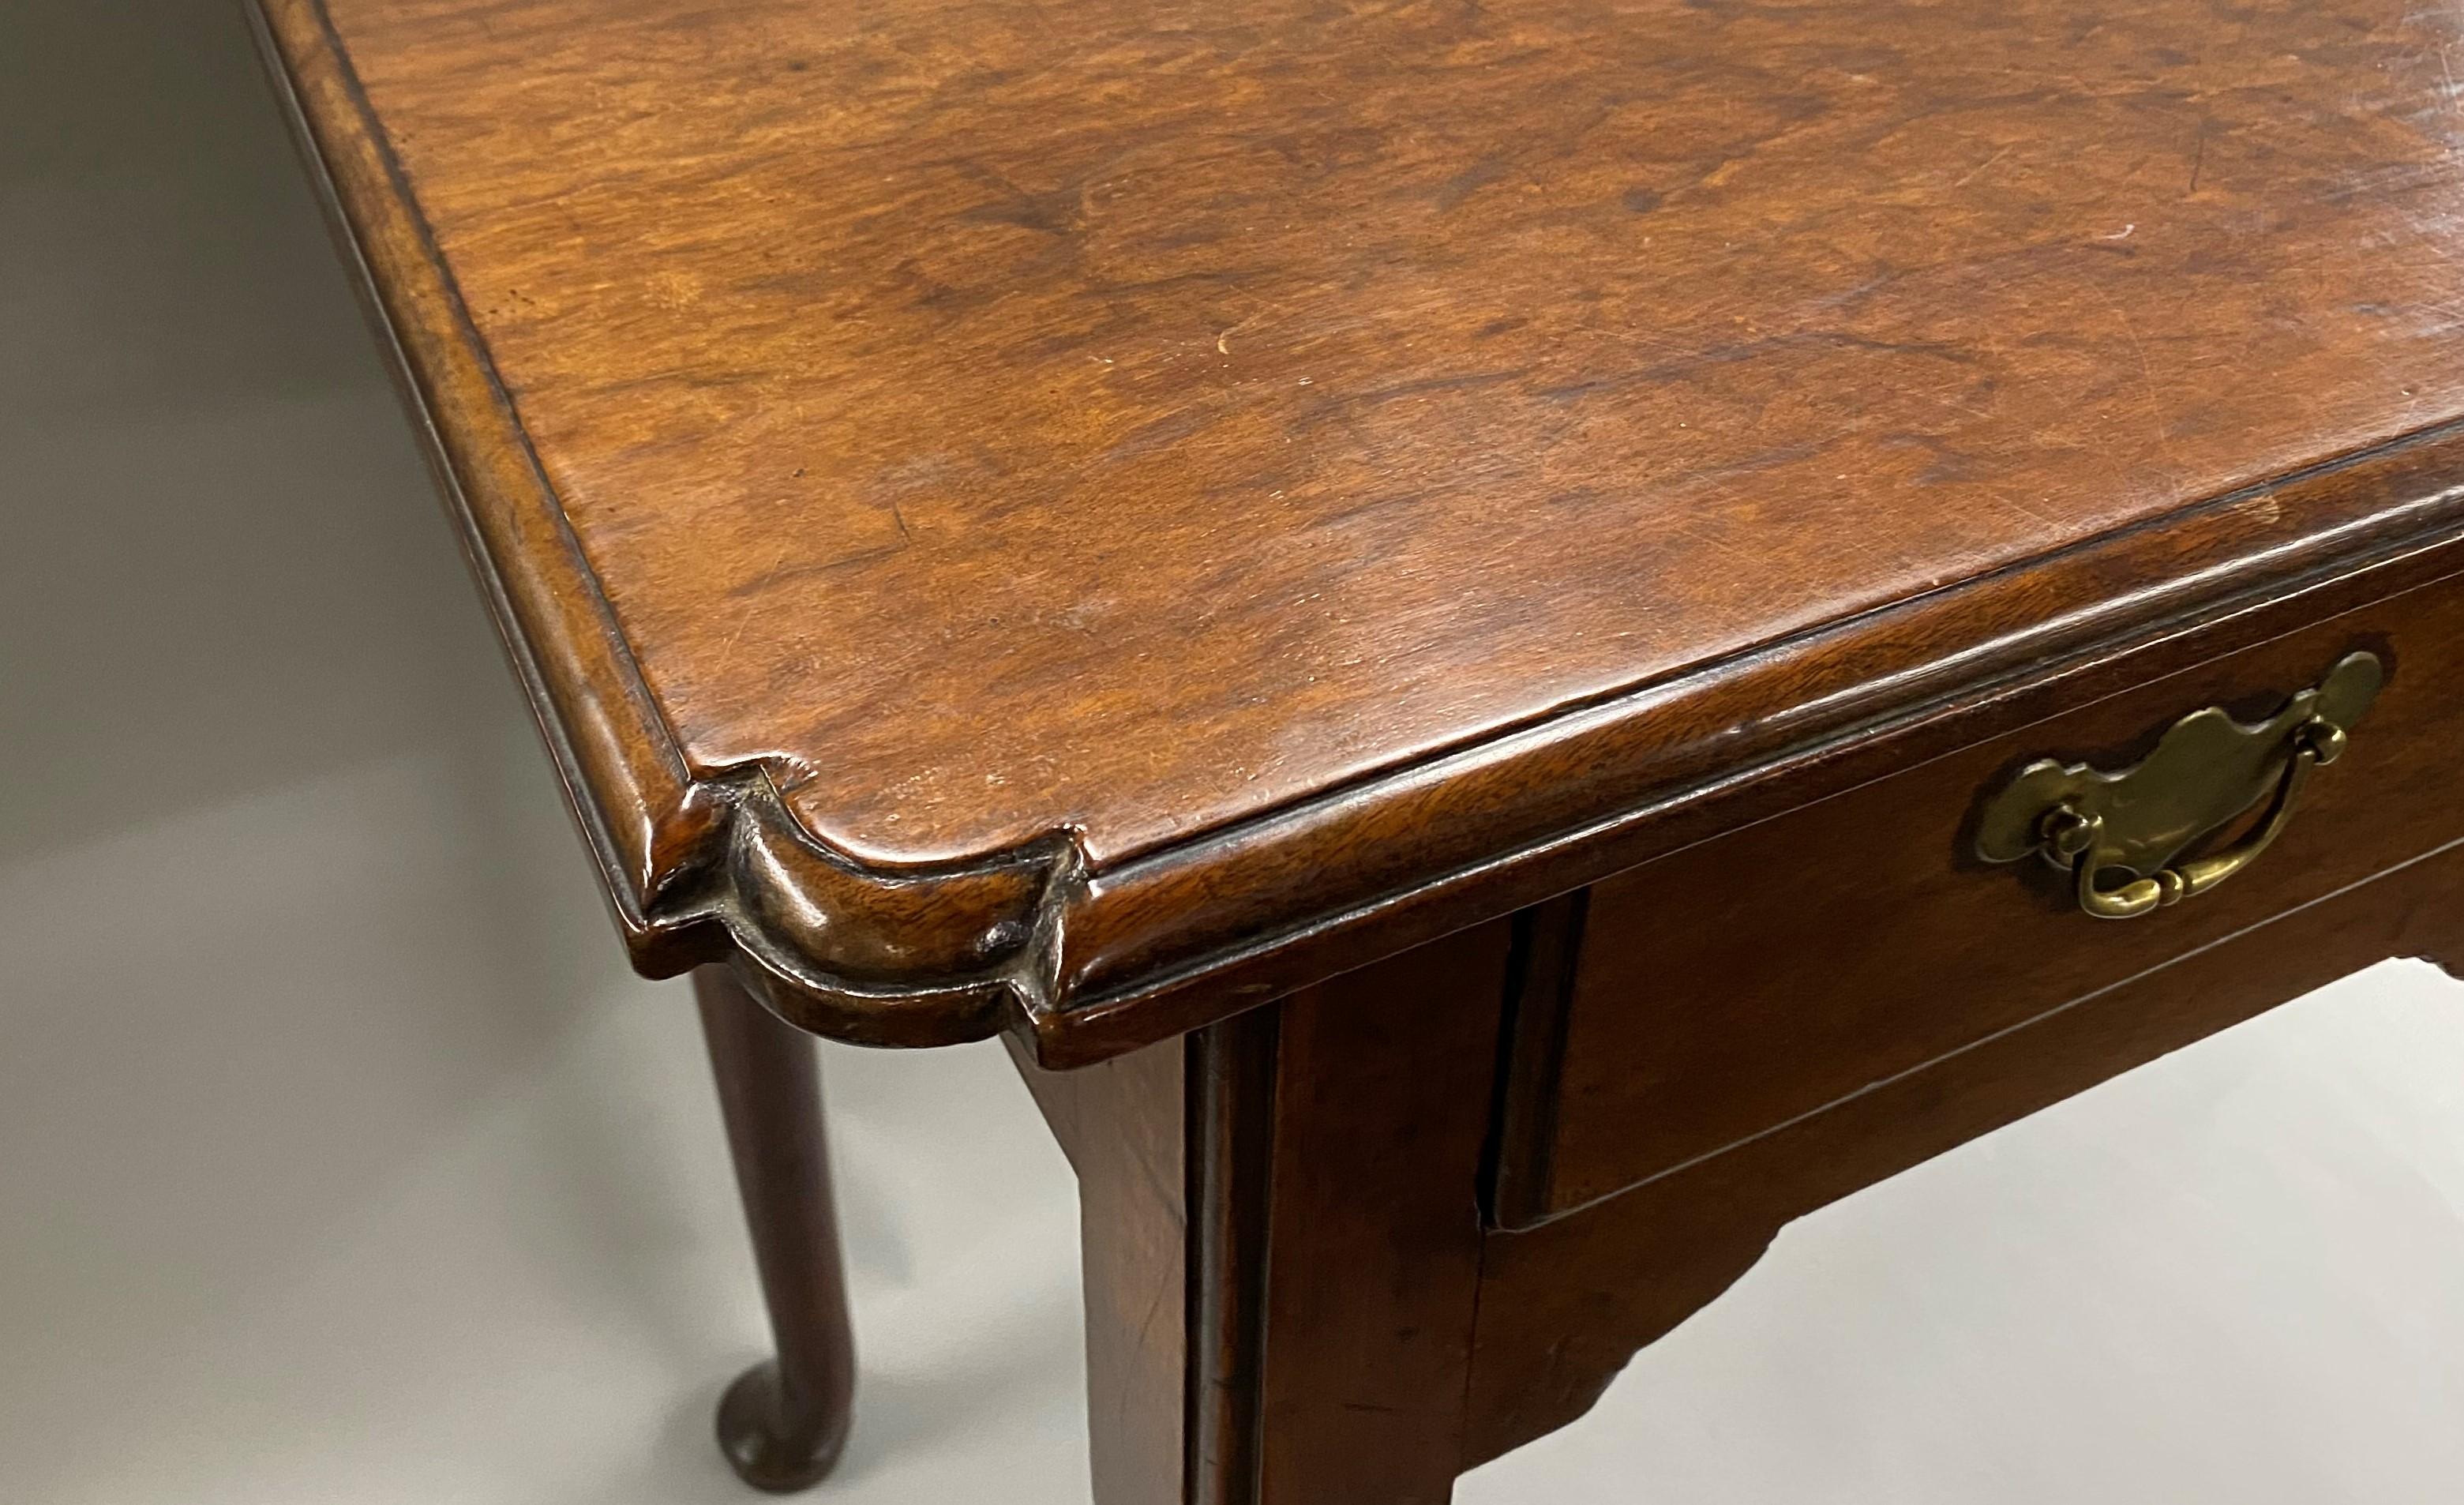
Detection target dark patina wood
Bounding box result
[245,0,2464,1497]
[252,0,2464,1062]
[692,967,857,1492]
[1500,571,2464,1225]
[1017,925,1513,1505]
[1468,837,2464,1465]
[1003,1026,1217,1502]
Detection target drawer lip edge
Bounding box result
[1058,486,2464,1064]
[1499,828,2464,1233]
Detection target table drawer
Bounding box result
[1495,573,2464,1226]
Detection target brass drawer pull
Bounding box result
[1975,651,2383,919]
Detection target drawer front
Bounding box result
[1498,572,2464,1225]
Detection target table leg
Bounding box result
[1039,921,1518,1504]
[695,965,857,1492]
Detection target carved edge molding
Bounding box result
[257,0,2464,1067]
[254,0,1085,1050]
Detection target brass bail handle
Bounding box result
[1972,650,2384,921]
[2036,717,2346,919]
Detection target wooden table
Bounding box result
[251,0,2464,1496]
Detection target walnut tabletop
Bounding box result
[254,0,2464,1497]
[253,0,2464,1064]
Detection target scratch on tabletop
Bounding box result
[1952,144,2015,189]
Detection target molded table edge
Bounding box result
[251,0,2464,1065]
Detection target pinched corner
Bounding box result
[260,0,2464,1071]
[627,762,1089,1050]
[243,0,1097,1055]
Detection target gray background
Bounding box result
[6,4,2463,1500]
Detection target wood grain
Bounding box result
[692,967,857,1491]
[1187,1014,1277,1505]
[1061,1037,1193,1503]
[253,0,2464,1060]
[1504,568,2464,1221]
[319,0,2464,870]
[1486,893,1588,1229]
[242,3,2464,1493]
[1465,835,2464,1466]
[1012,924,1513,1503]
[1251,922,1510,1504]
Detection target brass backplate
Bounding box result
[1975,650,2383,880]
